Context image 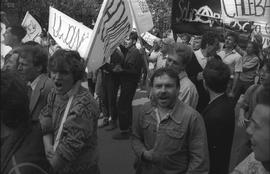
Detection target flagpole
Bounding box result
[84,0,110,70]
[127,0,150,79]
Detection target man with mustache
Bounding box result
[131,67,209,174]
[17,45,53,120]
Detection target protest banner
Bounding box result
[171,0,222,35]
[85,0,133,72]
[128,0,154,34]
[48,7,93,58]
[141,32,160,46]
[221,0,270,23]
[21,11,42,43]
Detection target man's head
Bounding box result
[181,33,191,45]
[165,42,193,73]
[224,32,238,50]
[3,26,26,47]
[260,61,270,85]
[150,68,180,109]
[246,84,270,162]
[192,35,202,51]
[1,70,30,129]
[124,31,138,49]
[203,59,231,93]
[201,32,220,57]
[17,45,48,82]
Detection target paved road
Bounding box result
[97,89,149,174]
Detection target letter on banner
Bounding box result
[128,0,154,34]
[85,0,133,72]
[21,11,42,43]
[141,32,160,46]
[48,7,93,59]
[221,0,270,22]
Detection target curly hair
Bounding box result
[201,32,219,49]
[203,59,231,93]
[150,67,180,88]
[48,49,85,83]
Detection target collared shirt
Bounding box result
[209,93,224,104]
[218,49,242,74]
[231,153,269,174]
[132,99,209,174]
[178,71,199,109]
[30,74,42,91]
[194,49,207,69]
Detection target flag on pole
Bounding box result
[21,11,42,43]
[48,7,93,59]
[128,0,154,35]
[86,0,133,72]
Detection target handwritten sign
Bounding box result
[21,11,42,43]
[141,32,160,46]
[48,7,93,58]
[128,0,154,34]
[85,0,132,71]
[221,0,270,22]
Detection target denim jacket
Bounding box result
[131,99,209,174]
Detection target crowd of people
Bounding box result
[1,15,270,174]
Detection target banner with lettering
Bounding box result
[171,0,222,35]
[141,32,160,46]
[128,0,154,34]
[221,0,270,48]
[48,7,93,58]
[21,11,42,43]
[85,0,132,71]
[221,0,270,23]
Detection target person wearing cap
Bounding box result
[166,42,199,109]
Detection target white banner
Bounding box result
[86,0,133,71]
[48,7,93,58]
[221,0,270,23]
[128,0,154,34]
[141,32,160,46]
[21,11,42,43]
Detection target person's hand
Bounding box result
[113,64,123,72]
[197,72,203,81]
[143,149,154,161]
[44,144,54,160]
[238,113,246,128]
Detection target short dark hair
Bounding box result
[257,82,270,107]
[17,45,48,73]
[9,26,26,42]
[150,67,180,88]
[129,31,138,42]
[167,42,193,67]
[23,41,40,46]
[48,49,85,83]
[226,32,239,44]
[201,32,219,49]
[247,41,260,57]
[203,59,231,93]
[1,70,30,129]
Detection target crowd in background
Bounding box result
[1,10,270,174]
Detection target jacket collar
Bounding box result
[145,99,184,124]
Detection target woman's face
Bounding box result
[50,70,75,95]
[246,43,255,55]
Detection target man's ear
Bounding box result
[36,65,43,74]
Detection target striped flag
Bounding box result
[86,0,133,72]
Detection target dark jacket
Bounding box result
[1,121,53,174]
[30,74,54,121]
[186,53,210,113]
[132,99,209,174]
[120,45,144,82]
[202,94,235,174]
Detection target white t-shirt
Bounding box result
[218,49,243,73]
